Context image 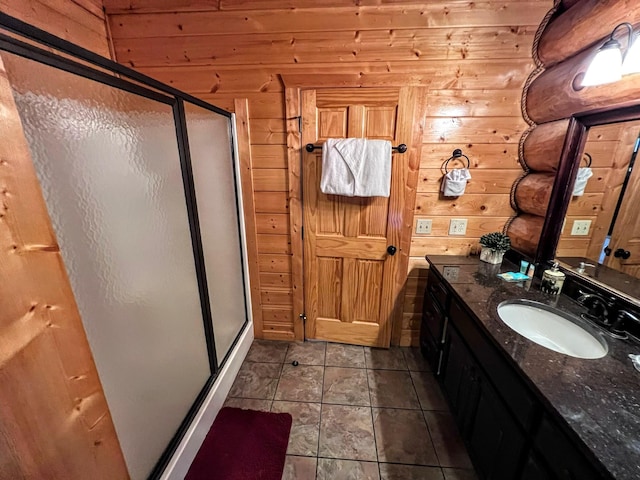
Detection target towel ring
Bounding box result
[442,149,470,174]
[582,152,592,168]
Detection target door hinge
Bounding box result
[297,116,302,132]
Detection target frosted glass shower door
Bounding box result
[184,103,248,364]
[3,53,211,480]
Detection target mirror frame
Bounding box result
[538,103,640,263]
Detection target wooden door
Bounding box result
[605,136,640,278]
[301,87,412,347]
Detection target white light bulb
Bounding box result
[582,45,623,86]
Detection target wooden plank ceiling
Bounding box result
[104,0,552,345]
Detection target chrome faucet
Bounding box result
[576,290,613,325]
[611,310,640,336]
[576,262,595,274]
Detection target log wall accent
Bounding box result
[103,0,550,344]
[538,0,640,68]
[522,118,570,171]
[509,0,640,259]
[0,2,128,477]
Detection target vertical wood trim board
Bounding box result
[234,98,264,338]
[285,86,304,341]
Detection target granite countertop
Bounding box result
[426,255,640,480]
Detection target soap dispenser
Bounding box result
[540,261,565,295]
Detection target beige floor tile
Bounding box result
[286,341,327,366]
[368,370,420,409]
[442,468,479,480]
[275,365,324,402]
[411,370,448,411]
[364,347,408,370]
[323,367,370,406]
[245,339,289,363]
[223,397,272,411]
[319,404,377,461]
[325,343,366,368]
[373,408,438,465]
[379,463,445,480]
[271,401,321,456]
[281,455,317,480]
[228,362,282,399]
[317,458,380,480]
[403,347,431,372]
[424,411,473,468]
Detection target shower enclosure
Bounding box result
[0,14,249,480]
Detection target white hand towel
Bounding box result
[572,167,593,196]
[441,168,472,197]
[320,138,392,197]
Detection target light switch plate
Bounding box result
[449,218,468,235]
[416,219,432,234]
[443,266,460,281]
[571,219,591,236]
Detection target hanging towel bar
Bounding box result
[305,143,407,153]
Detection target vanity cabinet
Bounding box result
[420,268,449,375]
[443,312,527,479]
[424,282,613,480]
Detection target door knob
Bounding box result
[387,245,397,256]
[614,248,631,259]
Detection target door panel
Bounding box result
[302,87,411,347]
[605,131,640,278]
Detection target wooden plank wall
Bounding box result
[0,0,111,57]
[104,0,550,345]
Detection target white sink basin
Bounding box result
[497,300,607,359]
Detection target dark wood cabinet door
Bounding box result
[442,325,478,436]
[520,451,553,480]
[534,416,611,480]
[468,370,527,480]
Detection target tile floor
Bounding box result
[224,340,477,480]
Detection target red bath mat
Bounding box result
[185,407,292,480]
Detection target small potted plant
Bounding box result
[479,232,511,265]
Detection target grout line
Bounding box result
[365,364,380,467]
[316,361,326,480]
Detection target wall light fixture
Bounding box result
[582,22,640,87]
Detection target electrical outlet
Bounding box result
[416,219,432,234]
[449,218,468,235]
[571,219,592,236]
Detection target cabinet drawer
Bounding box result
[534,415,610,480]
[449,299,537,431]
[427,269,449,312]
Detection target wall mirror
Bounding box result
[541,105,640,305]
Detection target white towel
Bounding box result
[572,167,593,196]
[320,138,392,197]
[441,168,472,197]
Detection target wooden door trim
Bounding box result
[234,98,264,337]
[390,86,428,345]
[285,77,427,345]
[285,87,305,341]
